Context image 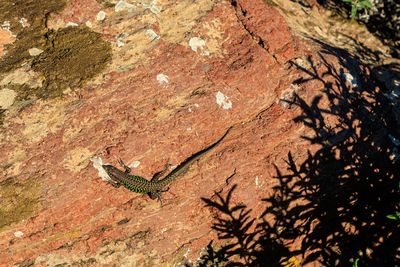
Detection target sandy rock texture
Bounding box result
[0,0,398,266]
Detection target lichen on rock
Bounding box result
[0,0,112,101]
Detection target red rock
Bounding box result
[0,0,395,266]
[0,28,15,57]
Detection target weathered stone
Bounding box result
[0,0,398,266]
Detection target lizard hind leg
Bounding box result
[148,191,163,206]
[151,163,171,182]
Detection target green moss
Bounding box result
[96,0,116,8]
[31,26,112,98]
[263,0,278,7]
[0,0,112,99]
[6,83,34,102]
[0,0,67,73]
[170,246,189,266]
[0,177,42,230]
[0,109,5,126]
[0,0,66,29]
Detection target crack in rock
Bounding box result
[230,0,278,62]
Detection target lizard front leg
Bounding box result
[117,158,132,174]
[108,179,121,188]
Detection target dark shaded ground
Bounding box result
[320,0,399,57]
[195,41,400,266]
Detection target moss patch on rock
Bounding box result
[96,0,116,8]
[0,177,42,230]
[0,0,112,100]
[31,26,112,98]
[0,0,67,73]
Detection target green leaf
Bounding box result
[387,213,400,220]
[359,1,372,9]
[353,258,359,267]
[350,5,357,18]
[362,0,373,8]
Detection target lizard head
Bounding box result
[102,164,124,180]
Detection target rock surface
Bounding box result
[0,0,398,266]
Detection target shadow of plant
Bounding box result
[198,185,292,267]
[195,41,400,266]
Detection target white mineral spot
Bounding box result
[0,88,17,109]
[14,231,24,238]
[183,248,190,258]
[116,39,125,47]
[85,21,93,28]
[294,57,312,70]
[342,72,358,87]
[393,88,400,98]
[1,21,11,32]
[216,91,232,110]
[115,0,135,12]
[156,73,169,85]
[35,256,46,264]
[96,11,106,21]
[186,127,192,131]
[201,50,210,56]
[65,22,78,27]
[145,29,160,41]
[129,160,140,168]
[189,37,206,53]
[90,156,113,182]
[278,84,299,108]
[19,18,28,28]
[63,87,72,95]
[28,47,43,56]
[194,103,200,108]
[390,147,400,162]
[255,176,260,186]
[389,134,400,146]
[143,1,162,14]
[115,33,128,47]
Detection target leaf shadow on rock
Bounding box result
[194,41,400,266]
[198,184,292,267]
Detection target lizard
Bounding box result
[102,127,231,202]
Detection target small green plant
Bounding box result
[342,0,373,19]
[387,212,400,220]
[387,182,400,220]
[352,258,359,267]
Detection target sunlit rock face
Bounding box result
[0,0,398,266]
